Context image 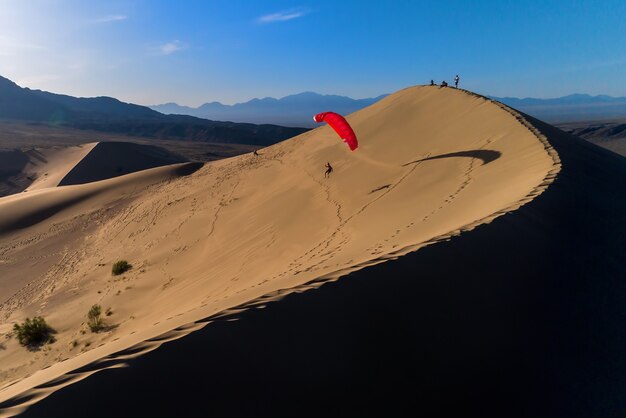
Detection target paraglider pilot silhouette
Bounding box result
[324,162,333,178]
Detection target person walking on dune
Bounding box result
[324,162,333,178]
[454,74,460,88]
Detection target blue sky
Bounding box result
[1,0,625,105]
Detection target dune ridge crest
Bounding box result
[0,143,96,198]
[0,141,188,199]
[56,141,187,187]
[0,86,559,416]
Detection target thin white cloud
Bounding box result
[257,9,307,23]
[157,40,187,56]
[92,15,128,24]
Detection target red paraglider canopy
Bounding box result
[313,112,358,151]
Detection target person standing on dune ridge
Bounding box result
[454,74,460,88]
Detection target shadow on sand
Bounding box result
[403,149,502,167]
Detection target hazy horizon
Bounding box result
[147,91,626,108]
[7,72,626,109]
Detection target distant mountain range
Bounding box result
[0,75,161,123]
[492,94,626,122]
[150,92,387,128]
[152,91,626,126]
[3,72,626,143]
[0,75,307,145]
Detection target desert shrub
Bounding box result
[13,317,55,348]
[88,304,104,332]
[112,260,131,276]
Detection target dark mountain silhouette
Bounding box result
[151,92,387,127]
[7,71,624,143]
[153,91,626,127]
[0,76,73,122]
[0,75,307,145]
[32,90,162,121]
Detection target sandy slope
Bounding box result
[23,119,625,418]
[0,142,187,198]
[57,142,187,186]
[0,144,96,197]
[0,86,559,415]
[23,144,98,192]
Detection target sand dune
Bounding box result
[0,162,203,323]
[0,142,187,198]
[19,115,625,418]
[38,115,623,418]
[0,144,95,197]
[0,86,560,416]
[57,142,187,187]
